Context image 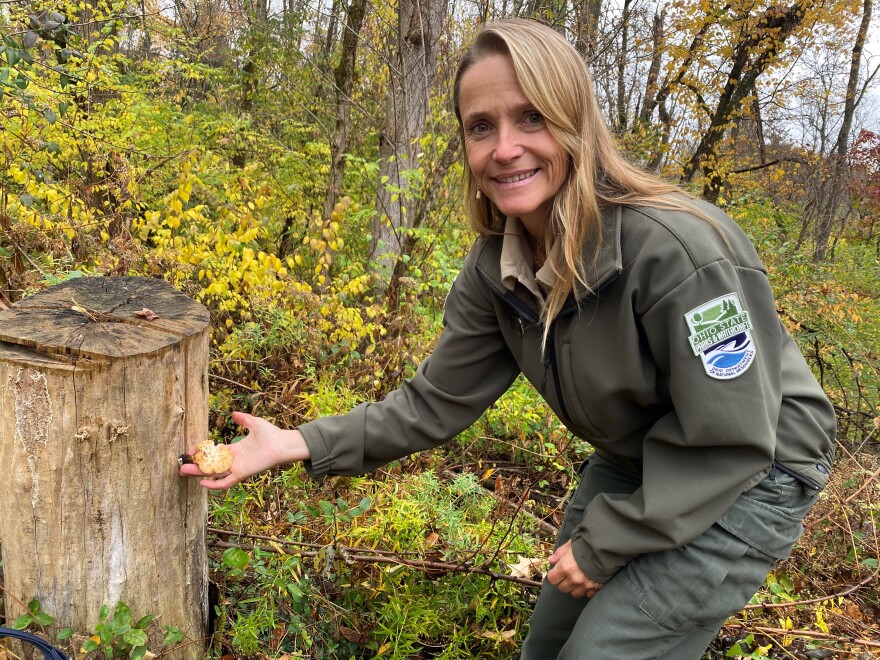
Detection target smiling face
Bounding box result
[458,53,570,239]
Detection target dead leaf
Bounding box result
[479,628,517,642]
[270,626,286,650]
[425,531,440,546]
[508,555,544,580]
[339,626,363,643]
[135,307,160,321]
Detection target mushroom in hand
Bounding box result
[179,440,234,474]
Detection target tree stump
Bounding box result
[0,276,210,656]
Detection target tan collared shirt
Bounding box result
[500,217,559,304]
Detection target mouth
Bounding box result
[493,169,539,185]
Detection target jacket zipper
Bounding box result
[544,303,580,429]
[476,269,540,325]
[476,268,580,430]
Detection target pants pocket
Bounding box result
[634,525,765,631]
[717,472,817,559]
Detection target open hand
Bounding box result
[178,411,310,490]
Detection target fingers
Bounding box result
[549,571,602,599]
[199,474,238,490]
[179,463,205,477]
[231,410,254,429]
[546,540,603,599]
[555,580,602,599]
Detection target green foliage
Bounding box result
[1,4,877,656]
[10,598,56,631]
[725,633,773,658]
[81,602,152,658]
[202,468,538,656]
[731,200,879,444]
[7,599,184,658]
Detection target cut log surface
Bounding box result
[0,276,210,657]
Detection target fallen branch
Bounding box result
[206,529,877,618]
[744,570,879,610]
[723,623,880,649]
[207,538,543,589]
[209,527,433,558]
[208,373,260,392]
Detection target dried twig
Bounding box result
[207,537,542,589]
[744,570,879,610]
[723,623,880,649]
[208,373,260,393]
[811,462,880,528]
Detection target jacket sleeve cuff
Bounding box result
[569,531,625,584]
[298,421,332,477]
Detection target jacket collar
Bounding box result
[574,204,623,299]
[477,205,623,303]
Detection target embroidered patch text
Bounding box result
[685,293,756,379]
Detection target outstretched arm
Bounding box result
[179,411,311,490]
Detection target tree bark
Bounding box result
[613,0,632,132]
[637,8,665,125]
[814,0,872,261]
[680,1,807,201]
[368,0,449,294]
[318,0,369,291]
[0,276,210,656]
[574,0,603,59]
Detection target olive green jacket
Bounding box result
[299,199,836,583]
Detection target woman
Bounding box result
[181,19,836,659]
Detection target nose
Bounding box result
[492,126,523,163]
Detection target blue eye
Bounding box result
[469,121,489,135]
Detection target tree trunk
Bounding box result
[241,0,269,111]
[637,8,665,125]
[0,276,210,657]
[319,0,369,291]
[752,94,767,165]
[680,1,807,200]
[387,133,460,308]
[613,0,631,131]
[814,0,872,261]
[368,0,448,294]
[574,0,603,59]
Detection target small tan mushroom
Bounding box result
[180,440,233,474]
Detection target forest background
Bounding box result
[0,0,879,656]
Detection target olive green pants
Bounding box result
[520,455,818,660]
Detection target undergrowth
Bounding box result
[1,78,876,655]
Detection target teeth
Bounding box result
[496,170,537,184]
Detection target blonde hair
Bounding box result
[453,19,703,347]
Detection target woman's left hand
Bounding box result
[546,540,604,599]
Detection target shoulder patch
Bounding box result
[685,293,755,379]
